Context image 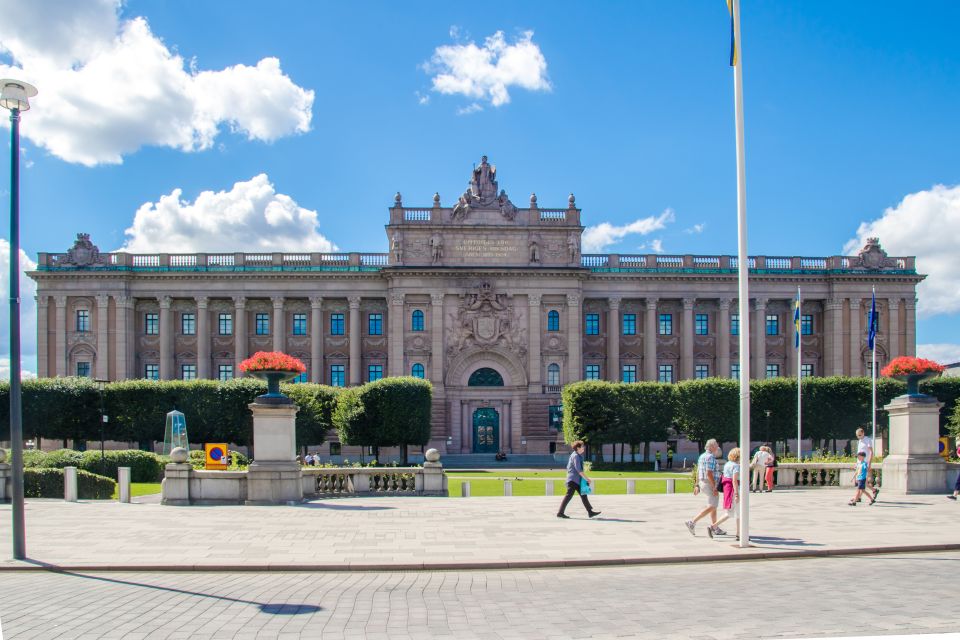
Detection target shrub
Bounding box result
[38,448,85,469]
[23,467,116,499]
[22,449,49,468]
[79,449,165,482]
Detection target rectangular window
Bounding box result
[766,314,779,336]
[659,313,673,335]
[145,312,159,335]
[218,364,233,381]
[329,442,342,456]
[548,405,563,430]
[622,364,637,383]
[291,371,308,384]
[255,313,270,335]
[292,313,307,336]
[766,364,780,379]
[585,364,600,380]
[731,314,739,336]
[695,313,709,336]
[585,313,600,335]
[731,364,740,380]
[76,361,91,377]
[76,309,90,332]
[800,363,814,378]
[181,313,196,335]
[368,364,383,382]
[145,363,159,380]
[368,313,382,336]
[330,313,344,336]
[622,313,636,336]
[695,364,709,379]
[801,314,813,336]
[330,364,345,387]
[218,313,232,335]
[658,364,674,383]
[181,364,197,381]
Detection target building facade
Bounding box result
[29,158,924,455]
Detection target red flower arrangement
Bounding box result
[239,351,306,374]
[880,356,944,378]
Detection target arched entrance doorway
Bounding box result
[446,350,527,454]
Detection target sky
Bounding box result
[1,0,959,377]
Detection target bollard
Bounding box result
[118,467,131,503]
[544,480,554,496]
[461,481,471,498]
[666,478,676,494]
[627,479,636,494]
[504,480,512,496]
[64,466,78,502]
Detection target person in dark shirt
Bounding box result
[557,441,601,519]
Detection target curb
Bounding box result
[3,543,959,573]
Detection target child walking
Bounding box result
[713,447,741,540]
[849,451,876,506]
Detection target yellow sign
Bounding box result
[205,443,229,470]
[938,437,951,460]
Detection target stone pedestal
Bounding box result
[161,462,192,506]
[246,402,303,504]
[0,461,10,502]
[882,394,947,494]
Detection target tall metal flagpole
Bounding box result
[731,0,752,549]
[871,286,877,446]
[797,286,802,459]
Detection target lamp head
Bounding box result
[0,79,38,112]
[95,378,108,392]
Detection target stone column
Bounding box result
[644,298,658,381]
[389,293,405,376]
[752,298,767,379]
[717,298,731,379]
[431,294,444,385]
[826,298,844,375]
[887,298,900,360]
[528,294,542,389]
[511,397,523,452]
[681,297,695,380]
[95,294,110,380]
[233,296,247,371]
[196,296,210,379]
[607,297,621,381]
[904,298,917,357]
[566,294,581,383]
[36,295,49,378]
[159,296,173,380]
[115,295,132,380]
[310,297,323,383]
[54,295,67,377]
[348,296,362,385]
[272,296,285,353]
[848,298,862,376]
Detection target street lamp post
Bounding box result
[2,78,38,561]
[764,409,772,453]
[95,379,108,460]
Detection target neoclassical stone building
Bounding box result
[29,158,923,456]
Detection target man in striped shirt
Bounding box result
[685,438,725,538]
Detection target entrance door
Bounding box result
[472,408,499,453]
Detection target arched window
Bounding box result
[547,363,560,386]
[468,367,504,386]
[411,309,424,332]
[411,363,425,378]
[547,310,560,331]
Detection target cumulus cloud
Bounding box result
[582,209,675,253]
[843,184,960,317]
[424,29,550,107]
[457,103,483,115]
[0,0,313,166]
[684,223,706,234]
[917,344,960,366]
[0,239,38,379]
[120,174,338,254]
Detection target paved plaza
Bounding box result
[1,552,958,639]
[1,490,957,570]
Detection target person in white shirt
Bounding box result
[856,428,879,499]
[750,447,771,492]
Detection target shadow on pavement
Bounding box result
[748,535,825,548]
[298,502,395,511]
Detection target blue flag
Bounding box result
[868,291,878,350]
[793,291,801,350]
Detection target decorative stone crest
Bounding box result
[856,237,895,270]
[61,233,108,267]
[447,281,526,356]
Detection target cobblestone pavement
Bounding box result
[0,552,957,639]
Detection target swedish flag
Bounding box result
[726,0,738,66]
[868,291,879,350]
[793,290,801,350]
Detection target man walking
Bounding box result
[557,441,601,519]
[685,439,724,538]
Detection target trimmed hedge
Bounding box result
[79,449,166,482]
[23,467,116,499]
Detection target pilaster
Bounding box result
[54,295,67,377]
[717,298,731,379]
[904,298,917,357]
[272,296,285,353]
[566,294,581,383]
[681,297,695,380]
[389,293,405,376]
[826,298,844,376]
[887,298,900,360]
[115,295,133,380]
[644,298,658,381]
[196,296,210,379]
[233,296,247,371]
[95,294,110,380]
[310,297,323,383]
[752,298,767,379]
[159,296,173,380]
[849,298,862,376]
[607,297,621,381]
[528,294,542,387]
[430,293,445,386]
[348,296,362,385]
[36,295,49,378]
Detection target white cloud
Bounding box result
[582,209,675,253]
[648,239,665,253]
[917,343,960,366]
[843,184,960,317]
[684,223,705,234]
[0,239,37,379]
[425,29,550,107]
[415,91,430,106]
[0,1,313,166]
[457,103,483,115]
[120,174,338,254]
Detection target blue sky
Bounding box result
[1,0,959,375]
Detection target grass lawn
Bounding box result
[446,471,693,497]
[111,482,161,499]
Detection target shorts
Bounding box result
[856,479,866,490]
[727,501,740,519]
[699,481,719,508]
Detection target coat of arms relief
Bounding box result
[446,282,526,357]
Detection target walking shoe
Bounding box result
[556,513,570,519]
[948,495,957,500]
[588,511,602,518]
[706,526,714,539]
[848,500,857,506]
[873,488,880,501]
[685,520,696,536]
[712,527,727,536]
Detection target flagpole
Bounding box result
[731,0,751,549]
[797,286,802,460]
[871,286,877,447]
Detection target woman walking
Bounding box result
[713,447,741,540]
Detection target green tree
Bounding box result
[561,381,620,459]
[674,378,739,450]
[617,382,675,462]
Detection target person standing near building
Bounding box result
[557,441,601,519]
[685,439,724,538]
[655,450,662,471]
[750,446,770,492]
[849,452,876,506]
[666,447,674,470]
[764,445,776,492]
[855,428,877,491]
